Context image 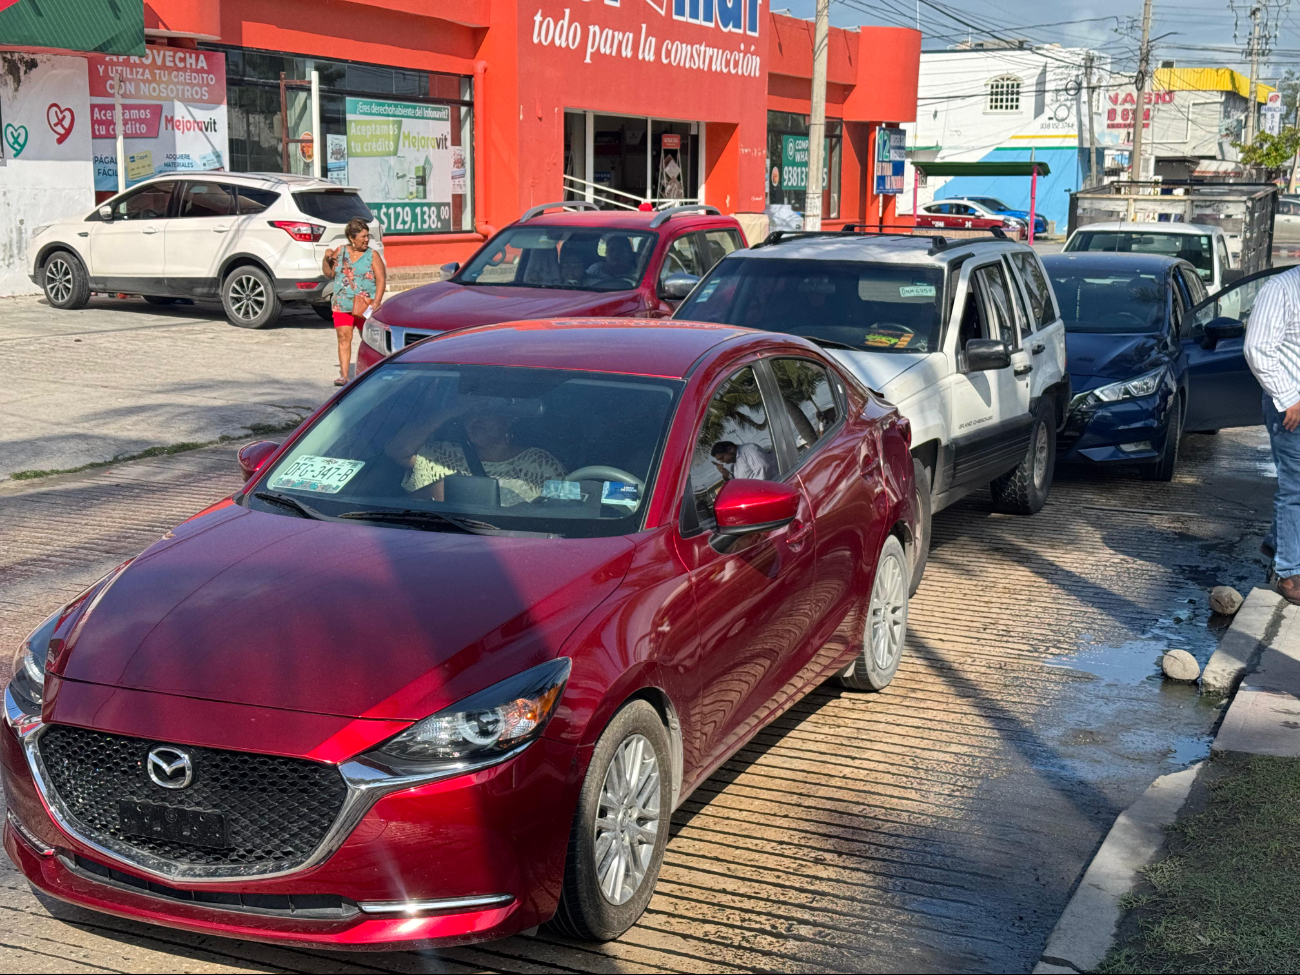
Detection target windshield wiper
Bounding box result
[337,508,497,534]
[804,336,859,351]
[253,491,328,520]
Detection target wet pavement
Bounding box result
[0,425,1274,973]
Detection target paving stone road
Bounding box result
[0,420,1274,973]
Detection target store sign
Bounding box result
[346,97,453,235]
[874,126,905,195]
[86,45,228,191]
[1105,89,1174,130]
[779,135,828,191]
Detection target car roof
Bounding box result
[1042,252,1182,275]
[395,319,754,379]
[146,172,355,192]
[519,210,740,232]
[1073,221,1219,236]
[734,232,1025,266]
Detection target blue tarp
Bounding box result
[932,147,1084,232]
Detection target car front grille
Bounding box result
[38,725,348,875]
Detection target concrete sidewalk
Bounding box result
[1212,589,1300,757]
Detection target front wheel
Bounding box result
[42,251,90,309]
[549,700,672,942]
[990,400,1056,515]
[840,534,909,691]
[221,266,282,329]
[1143,397,1182,482]
[908,457,932,596]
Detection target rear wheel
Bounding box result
[221,265,281,329]
[1144,397,1183,482]
[549,700,671,942]
[908,457,932,596]
[990,400,1055,515]
[42,251,90,310]
[840,534,909,691]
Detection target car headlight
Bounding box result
[361,317,389,354]
[367,658,571,770]
[8,610,60,718]
[1072,367,1166,410]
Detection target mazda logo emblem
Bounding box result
[146,746,194,790]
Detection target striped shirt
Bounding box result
[1245,265,1300,412]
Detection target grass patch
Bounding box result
[1098,753,1300,974]
[7,418,303,481]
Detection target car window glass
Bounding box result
[292,191,373,224]
[1002,257,1033,340]
[701,230,742,273]
[179,182,235,218]
[973,262,1015,344]
[1195,269,1285,329]
[771,359,840,464]
[1047,268,1166,334]
[1008,251,1055,327]
[1180,266,1208,306]
[460,227,656,292]
[1216,235,1231,271]
[1171,276,1186,334]
[957,275,990,349]
[691,366,777,526]
[114,183,174,220]
[660,234,704,287]
[237,186,280,214]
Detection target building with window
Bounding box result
[1143,66,1273,180]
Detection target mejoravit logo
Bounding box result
[164,115,218,135]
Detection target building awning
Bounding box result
[913,161,1051,177]
[0,0,144,55]
[1190,159,1246,178]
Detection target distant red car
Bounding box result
[4,320,913,950]
[356,202,748,373]
[914,200,1027,239]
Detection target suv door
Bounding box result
[1006,249,1068,413]
[166,180,238,296]
[89,180,177,288]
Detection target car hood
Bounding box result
[827,350,942,401]
[51,502,635,721]
[374,280,639,331]
[1066,331,1167,388]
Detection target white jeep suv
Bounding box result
[29,172,382,328]
[674,229,1071,593]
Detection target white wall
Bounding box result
[0,52,94,297]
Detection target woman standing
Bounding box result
[322,217,386,386]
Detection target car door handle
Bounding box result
[213,225,232,233]
[1032,342,1045,354]
[1014,364,1033,376]
[142,227,159,235]
[786,520,812,549]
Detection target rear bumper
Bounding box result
[276,277,329,302]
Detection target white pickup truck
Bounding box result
[674,230,1071,593]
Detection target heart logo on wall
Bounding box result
[46,103,75,144]
[3,123,28,157]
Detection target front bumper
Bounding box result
[1060,390,1174,464]
[2,699,579,949]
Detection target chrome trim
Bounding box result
[4,685,41,737]
[388,326,443,351]
[17,710,532,885]
[8,810,54,855]
[357,893,514,915]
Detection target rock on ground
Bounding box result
[1210,586,1245,616]
[1162,649,1201,682]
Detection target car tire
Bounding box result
[549,699,672,942]
[908,457,932,596]
[142,295,178,306]
[990,400,1055,515]
[1144,396,1183,482]
[41,250,90,310]
[312,303,334,323]
[840,534,909,692]
[221,265,281,329]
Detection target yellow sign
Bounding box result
[126,150,154,182]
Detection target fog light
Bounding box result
[357,893,513,915]
[1118,440,1153,453]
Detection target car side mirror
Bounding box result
[965,338,1012,372]
[1202,316,1245,349]
[660,273,699,301]
[440,261,459,278]
[98,205,114,222]
[237,440,280,483]
[713,479,799,537]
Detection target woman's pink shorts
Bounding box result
[332,311,363,329]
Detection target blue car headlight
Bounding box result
[1071,367,1166,411]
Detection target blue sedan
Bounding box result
[965,196,1049,236]
[1043,252,1264,481]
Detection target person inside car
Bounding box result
[587,234,638,283]
[711,440,777,482]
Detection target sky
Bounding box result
[774,0,1300,85]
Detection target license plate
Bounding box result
[118,801,229,849]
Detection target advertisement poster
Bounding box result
[874,126,906,195]
[658,132,683,201]
[326,133,348,185]
[346,97,452,234]
[86,45,228,192]
[779,134,829,191]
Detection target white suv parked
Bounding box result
[674,229,1071,593]
[29,172,382,328]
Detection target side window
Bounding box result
[1216,235,1232,271]
[1180,266,1208,307]
[660,234,704,287]
[1008,251,1056,327]
[771,359,841,463]
[1171,274,1187,335]
[1002,257,1034,341]
[113,182,175,220]
[179,182,235,219]
[237,186,280,214]
[700,230,742,274]
[972,262,1016,344]
[691,366,778,525]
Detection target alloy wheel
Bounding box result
[1031,421,1050,491]
[594,733,661,906]
[45,259,73,304]
[228,274,266,322]
[869,550,907,671]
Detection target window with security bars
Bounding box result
[987,76,1022,112]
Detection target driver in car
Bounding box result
[387,405,567,506]
[587,235,637,283]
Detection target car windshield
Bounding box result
[1066,231,1214,282]
[457,226,657,292]
[971,197,1013,213]
[675,258,945,354]
[249,363,682,538]
[1046,268,1166,333]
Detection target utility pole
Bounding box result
[1084,52,1098,187]
[1245,4,1262,145]
[803,0,829,231]
[1289,98,1300,193]
[1129,0,1154,182]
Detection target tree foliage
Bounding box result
[1233,127,1300,171]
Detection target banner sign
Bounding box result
[874,126,906,195]
[346,97,453,235]
[779,134,829,191]
[87,45,227,191]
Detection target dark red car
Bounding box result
[356,203,747,373]
[4,320,914,950]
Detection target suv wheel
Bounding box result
[549,700,671,942]
[42,251,90,310]
[990,399,1055,515]
[222,266,281,329]
[840,534,909,691]
[908,457,932,596]
[1143,396,1183,482]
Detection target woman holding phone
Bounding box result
[323,217,386,386]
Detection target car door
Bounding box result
[1184,265,1284,430]
[1007,249,1068,407]
[165,180,238,297]
[674,361,817,767]
[88,180,177,289]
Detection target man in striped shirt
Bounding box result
[1244,265,1300,604]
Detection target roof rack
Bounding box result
[517,200,601,224]
[648,204,722,227]
[753,225,1011,255]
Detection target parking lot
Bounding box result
[0,304,1272,975]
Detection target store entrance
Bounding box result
[564,112,700,209]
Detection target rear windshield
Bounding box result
[293,191,373,224]
[457,226,657,292]
[1066,231,1213,282]
[675,257,946,354]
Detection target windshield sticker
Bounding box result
[696,279,720,302]
[601,481,641,509]
[899,285,936,298]
[864,331,914,349]
[543,479,583,501]
[270,456,365,494]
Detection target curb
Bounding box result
[1201,587,1285,697]
[1031,763,1202,975]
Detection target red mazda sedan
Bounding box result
[4,320,915,950]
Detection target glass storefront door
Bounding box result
[563,112,700,209]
